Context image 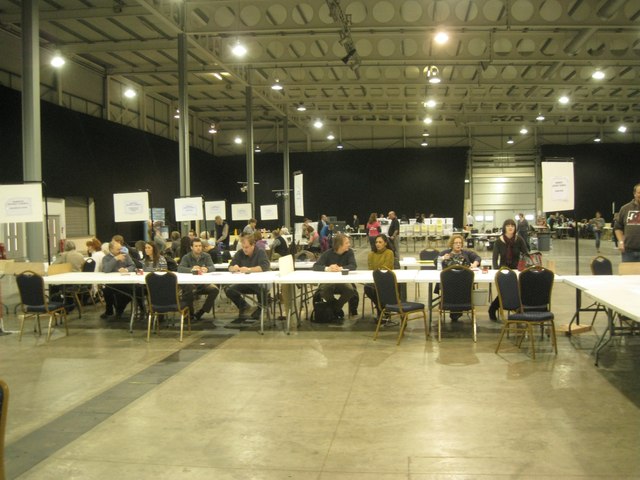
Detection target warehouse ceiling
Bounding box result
[0,0,639,154]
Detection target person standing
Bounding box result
[516,213,530,248]
[614,182,640,262]
[213,215,230,250]
[589,211,606,253]
[387,211,400,253]
[465,212,474,228]
[366,213,381,252]
[243,218,257,235]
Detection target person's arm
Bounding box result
[312,251,329,271]
[492,239,500,269]
[201,253,215,272]
[177,255,194,273]
[383,249,394,270]
[102,254,116,273]
[467,250,481,268]
[122,254,136,272]
[256,249,271,271]
[342,249,358,271]
[367,251,375,270]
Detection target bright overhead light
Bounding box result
[421,140,428,147]
[424,99,437,108]
[313,119,323,129]
[208,123,217,134]
[425,66,440,84]
[231,41,247,57]
[434,32,449,44]
[296,103,306,112]
[593,136,602,143]
[336,142,344,150]
[558,95,570,104]
[327,133,335,140]
[174,109,180,119]
[423,117,433,125]
[536,114,545,121]
[234,136,242,144]
[124,88,136,99]
[254,145,261,153]
[50,53,65,68]
[271,79,283,91]
[212,73,223,80]
[592,69,605,80]
[506,136,514,144]
[422,129,430,137]
[520,127,528,135]
[618,125,627,133]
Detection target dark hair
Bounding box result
[502,218,517,233]
[191,237,203,247]
[240,232,256,245]
[375,233,394,252]
[144,241,159,263]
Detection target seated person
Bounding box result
[54,240,85,271]
[141,241,168,271]
[225,233,271,325]
[312,234,358,320]
[438,234,481,321]
[364,234,395,318]
[270,228,289,260]
[101,240,136,319]
[178,238,219,322]
[305,225,321,253]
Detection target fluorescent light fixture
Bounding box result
[520,127,528,135]
[212,73,223,80]
[536,114,545,121]
[254,145,261,153]
[208,124,217,134]
[422,129,430,137]
[296,103,306,112]
[271,79,283,91]
[559,95,570,104]
[234,136,242,144]
[174,109,180,119]
[231,41,247,57]
[525,214,535,221]
[592,69,605,80]
[51,53,65,68]
[618,125,627,133]
[464,179,470,183]
[425,66,440,84]
[506,136,514,144]
[424,99,437,108]
[423,117,433,125]
[434,32,449,44]
[337,142,344,150]
[313,119,323,129]
[421,141,428,147]
[124,88,137,98]
[476,215,484,221]
[327,133,335,140]
[593,136,601,142]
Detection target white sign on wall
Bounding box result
[113,192,149,222]
[205,200,226,220]
[231,203,252,221]
[174,197,204,221]
[0,183,44,223]
[260,204,278,221]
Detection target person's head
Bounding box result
[388,211,396,219]
[321,214,328,221]
[86,238,101,253]
[332,233,351,254]
[109,240,121,255]
[253,230,263,243]
[305,225,315,234]
[518,213,525,220]
[448,234,465,252]
[633,183,640,202]
[135,240,146,253]
[502,218,517,237]
[188,229,197,239]
[170,231,180,241]
[240,233,256,256]
[112,234,125,244]
[374,234,389,252]
[368,213,377,223]
[144,241,158,261]
[272,228,281,238]
[190,237,203,255]
[595,211,601,218]
[64,240,76,252]
[248,218,257,227]
[200,230,209,240]
[215,215,223,225]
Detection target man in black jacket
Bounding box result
[312,234,357,319]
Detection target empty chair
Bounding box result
[145,272,191,342]
[588,256,613,325]
[16,270,69,342]
[520,266,555,312]
[0,379,7,480]
[438,265,476,342]
[415,248,439,297]
[373,269,428,345]
[494,267,557,359]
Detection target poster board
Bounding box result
[174,197,204,221]
[205,200,226,220]
[260,204,278,221]
[231,203,252,221]
[541,161,575,213]
[113,191,149,223]
[294,173,304,217]
[0,183,43,223]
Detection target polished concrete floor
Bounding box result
[1,236,639,479]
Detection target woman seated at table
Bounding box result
[141,241,168,272]
[305,225,321,253]
[364,234,395,319]
[438,234,481,321]
[270,228,289,260]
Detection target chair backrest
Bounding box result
[145,272,180,309]
[495,267,522,312]
[519,266,554,311]
[439,265,474,309]
[0,379,8,480]
[419,249,439,270]
[590,255,612,275]
[372,269,400,309]
[278,254,294,275]
[619,262,640,275]
[47,263,72,275]
[16,271,47,307]
[82,258,97,272]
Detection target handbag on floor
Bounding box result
[310,300,337,323]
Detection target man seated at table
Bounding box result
[312,233,358,320]
[178,237,219,322]
[101,240,136,319]
[226,233,271,325]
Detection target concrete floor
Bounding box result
[1,236,639,479]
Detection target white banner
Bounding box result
[205,200,226,220]
[294,173,304,217]
[174,197,204,221]
[231,203,252,221]
[541,161,575,213]
[260,204,278,221]
[0,183,44,223]
[113,192,149,222]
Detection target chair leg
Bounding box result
[46,313,55,342]
[438,310,443,342]
[61,310,69,336]
[528,324,536,360]
[549,320,558,355]
[495,324,508,354]
[146,312,153,342]
[422,311,429,340]
[179,313,184,342]
[472,310,477,342]
[18,313,26,341]
[397,313,409,345]
[373,309,385,340]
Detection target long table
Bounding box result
[562,275,640,365]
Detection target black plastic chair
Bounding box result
[63,258,98,316]
[16,270,69,342]
[494,267,556,359]
[438,265,476,342]
[520,266,554,312]
[145,272,191,342]
[0,379,7,480]
[588,256,613,326]
[373,269,428,345]
[417,247,440,300]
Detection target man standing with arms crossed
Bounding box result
[614,182,640,263]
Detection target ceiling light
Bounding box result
[421,140,428,147]
[618,125,627,133]
[559,95,570,104]
[422,129,430,137]
[506,136,514,144]
[254,145,261,153]
[593,136,601,143]
[327,133,335,140]
[212,73,223,80]
[231,41,247,57]
[234,136,242,144]
[434,32,449,44]
[313,119,323,129]
[296,103,306,112]
[424,99,437,108]
[336,142,344,150]
[536,114,545,121]
[208,123,217,134]
[50,53,65,68]
[520,127,528,135]
[271,79,283,91]
[592,69,605,80]
[423,117,433,125]
[174,109,180,119]
[124,88,136,99]
[464,179,470,183]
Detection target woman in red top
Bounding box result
[366,213,381,251]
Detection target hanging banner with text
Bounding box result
[260,204,278,221]
[231,203,252,221]
[174,197,204,222]
[113,191,149,223]
[541,161,575,213]
[205,200,226,220]
[0,183,44,223]
[294,173,304,217]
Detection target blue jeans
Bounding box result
[621,250,640,262]
[594,230,602,249]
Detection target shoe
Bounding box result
[450,313,462,322]
[239,306,258,318]
[192,310,204,322]
[335,310,345,319]
[251,307,262,320]
[488,306,498,321]
[100,312,113,319]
